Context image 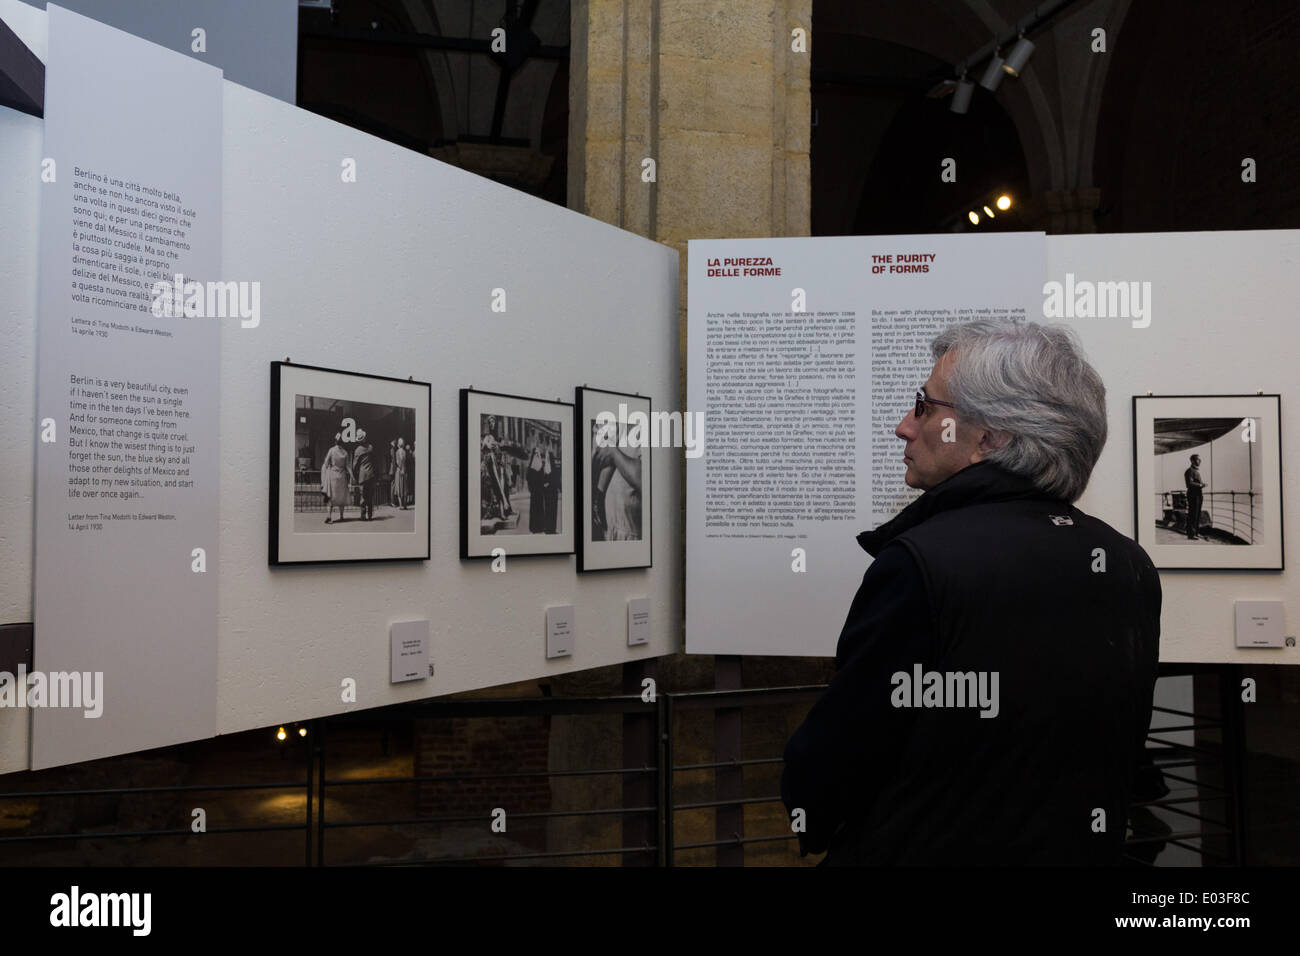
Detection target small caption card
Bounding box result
[628,598,650,646]
[391,620,430,682]
[1234,600,1285,648]
[546,605,575,659]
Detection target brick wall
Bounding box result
[414,715,552,856]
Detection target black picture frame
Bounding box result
[576,386,653,572]
[270,361,431,565]
[460,387,576,559]
[1132,393,1283,571]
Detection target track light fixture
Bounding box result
[979,53,1006,91]
[945,0,1073,109]
[950,73,975,114]
[1002,35,1035,77]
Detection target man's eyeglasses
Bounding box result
[915,387,957,419]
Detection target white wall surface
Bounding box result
[1062,231,1299,665]
[0,1,681,774]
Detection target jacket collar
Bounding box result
[856,460,1061,556]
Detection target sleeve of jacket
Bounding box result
[780,541,937,857]
[1130,547,1164,795]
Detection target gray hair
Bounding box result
[930,320,1107,503]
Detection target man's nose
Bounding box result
[896,408,917,440]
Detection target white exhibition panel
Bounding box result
[0,1,680,774]
[685,233,1047,657]
[683,229,1299,664]
[1059,230,1300,665]
[31,6,224,771]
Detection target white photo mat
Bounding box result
[273,363,430,563]
[577,387,652,571]
[1133,394,1282,570]
[461,389,575,558]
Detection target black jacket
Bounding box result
[781,460,1161,865]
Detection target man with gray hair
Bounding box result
[782,320,1161,865]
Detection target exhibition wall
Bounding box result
[2,3,1294,776]
[1059,230,1299,664]
[685,229,1300,662]
[0,2,681,773]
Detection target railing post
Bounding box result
[715,656,744,866]
[315,718,327,866]
[664,693,675,867]
[622,660,657,866]
[1218,664,1248,864]
[304,720,314,866]
[656,691,667,866]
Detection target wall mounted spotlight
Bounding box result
[968,211,980,225]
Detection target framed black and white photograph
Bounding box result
[1133,394,1283,570]
[270,362,430,565]
[576,386,652,572]
[460,388,575,559]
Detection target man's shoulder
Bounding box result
[898,495,1066,534]
[897,496,1149,562]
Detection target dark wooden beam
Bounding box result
[0,15,44,118]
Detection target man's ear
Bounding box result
[972,429,1011,460]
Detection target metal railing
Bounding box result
[0,671,1248,866]
[0,776,315,864]
[1156,490,1258,543]
[1123,664,1247,866]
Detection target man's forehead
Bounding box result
[923,352,956,396]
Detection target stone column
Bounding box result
[569,0,812,594]
[565,0,814,865]
[570,0,811,246]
